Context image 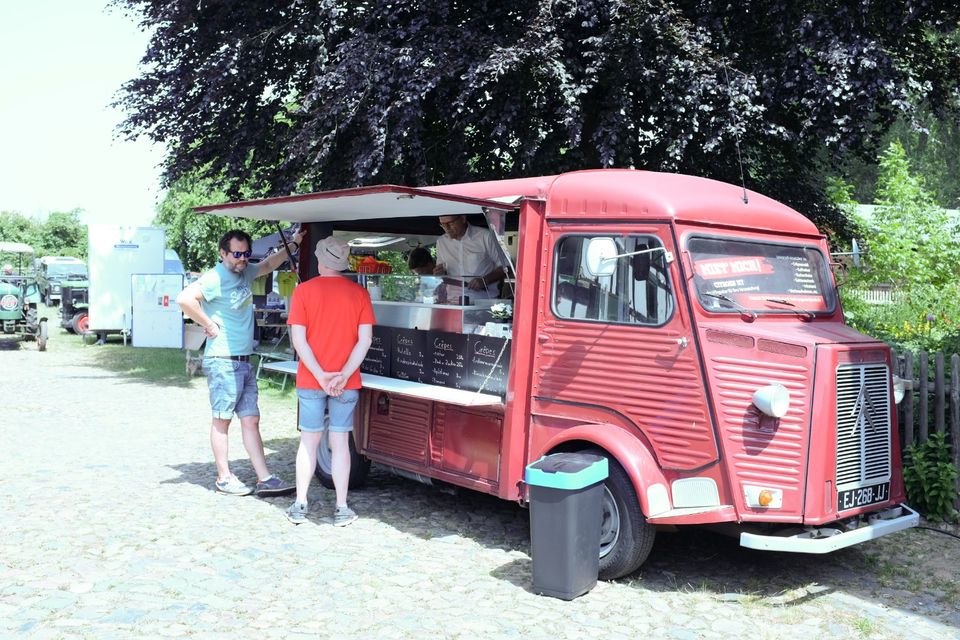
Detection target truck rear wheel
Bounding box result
[586,450,656,580]
[314,429,370,490]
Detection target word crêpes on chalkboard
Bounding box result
[361,325,510,396]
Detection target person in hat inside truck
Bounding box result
[176,227,305,498]
[434,215,507,300]
[284,235,375,527]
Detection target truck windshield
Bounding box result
[688,237,836,315]
[48,264,86,277]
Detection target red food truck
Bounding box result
[199,169,918,579]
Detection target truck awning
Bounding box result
[195,185,516,223]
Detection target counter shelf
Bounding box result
[261,360,503,407]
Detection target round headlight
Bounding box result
[752,383,791,418]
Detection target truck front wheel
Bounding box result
[589,451,656,580]
[314,428,370,490]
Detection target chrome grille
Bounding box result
[835,363,892,487]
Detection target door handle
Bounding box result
[538,333,551,343]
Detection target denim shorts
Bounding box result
[297,388,360,433]
[203,357,259,420]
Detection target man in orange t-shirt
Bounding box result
[285,236,375,527]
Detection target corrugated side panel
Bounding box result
[366,393,431,464]
[710,355,810,492]
[535,323,715,469]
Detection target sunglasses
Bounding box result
[229,250,252,259]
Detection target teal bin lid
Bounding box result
[524,453,609,490]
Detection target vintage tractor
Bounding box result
[60,275,90,334]
[0,242,49,351]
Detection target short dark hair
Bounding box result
[408,246,435,271]
[219,230,252,253]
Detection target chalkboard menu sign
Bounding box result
[427,331,470,389]
[360,325,393,377]
[362,325,510,397]
[466,335,511,396]
[391,328,429,382]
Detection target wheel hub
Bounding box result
[599,484,621,558]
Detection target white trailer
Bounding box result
[87,225,182,346]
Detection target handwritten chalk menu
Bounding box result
[466,335,511,396]
[428,331,470,388]
[391,328,428,382]
[360,325,393,377]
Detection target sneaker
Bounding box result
[333,505,358,527]
[286,502,308,525]
[215,475,252,496]
[255,475,295,497]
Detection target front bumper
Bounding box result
[739,504,919,553]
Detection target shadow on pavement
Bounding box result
[162,440,959,632]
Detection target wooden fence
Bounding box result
[891,349,960,508]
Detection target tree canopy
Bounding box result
[114,0,960,230]
[0,209,88,260]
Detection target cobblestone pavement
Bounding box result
[1,340,958,639]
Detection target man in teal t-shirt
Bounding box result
[177,228,305,497]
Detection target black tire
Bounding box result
[584,449,657,580]
[71,311,90,334]
[314,429,370,490]
[37,320,48,352]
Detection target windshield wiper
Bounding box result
[764,298,815,320]
[702,292,757,321]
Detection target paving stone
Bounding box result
[2,340,958,640]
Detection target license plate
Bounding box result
[837,482,889,512]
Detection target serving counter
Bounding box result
[262,360,504,407]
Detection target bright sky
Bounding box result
[0,0,165,227]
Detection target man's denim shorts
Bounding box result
[296,388,360,433]
[203,357,260,420]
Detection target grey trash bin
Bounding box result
[525,453,609,600]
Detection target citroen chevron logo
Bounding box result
[849,379,879,437]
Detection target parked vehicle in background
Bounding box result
[164,249,185,276]
[0,242,48,351]
[37,256,87,307]
[60,276,90,334]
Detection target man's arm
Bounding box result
[289,324,340,394]
[176,282,219,338]
[255,227,307,278]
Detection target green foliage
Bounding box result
[115,0,960,233]
[153,176,274,272]
[839,108,960,209]
[856,142,960,288]
[844,284,960,354]
[903,433,959,522]
[0,209,88,259]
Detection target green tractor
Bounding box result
[0,242,49,351]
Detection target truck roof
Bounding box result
[197,169,820,238]
[427,170,821,237]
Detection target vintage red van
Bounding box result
[199,168,918,579]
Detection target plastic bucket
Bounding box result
[183,324,207,351]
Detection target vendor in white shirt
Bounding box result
[434,215,506,299]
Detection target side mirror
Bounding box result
[583,238,619,278]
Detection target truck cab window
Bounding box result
[553,235,673,326]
